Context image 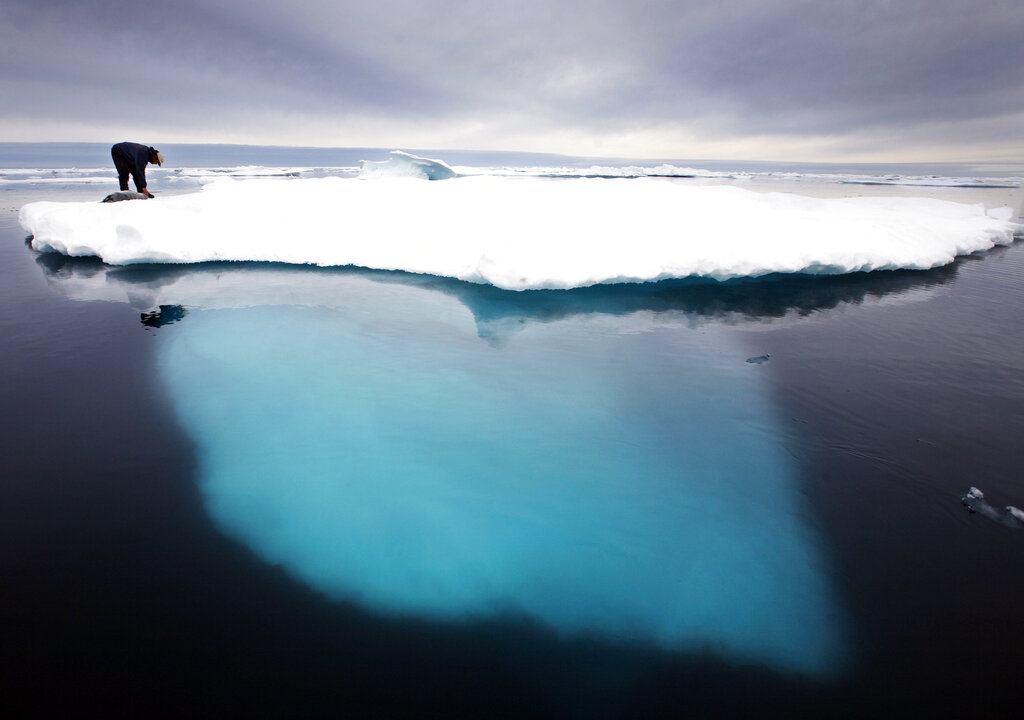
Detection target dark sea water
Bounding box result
[2,145,1024,718]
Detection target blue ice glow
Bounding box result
[156,279,846,677]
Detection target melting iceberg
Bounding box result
[359,150,457,180]
[20,174,1020,290]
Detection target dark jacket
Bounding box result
[111,142,157,191]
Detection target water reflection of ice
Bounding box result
[33,254,962,339]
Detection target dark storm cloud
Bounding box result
[1,0,1022,156]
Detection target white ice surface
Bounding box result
[21,175,1022,291]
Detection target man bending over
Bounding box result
[111,142,164,198]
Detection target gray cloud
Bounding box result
[665,0,1024,131]
[1,0,1022,159]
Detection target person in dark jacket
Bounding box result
[111,142,164,198]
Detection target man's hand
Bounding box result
[142,189,155,198]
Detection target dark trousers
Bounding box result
[111,146,139,191]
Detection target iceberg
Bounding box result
[20,174,1021,291]
[359,150,457,180]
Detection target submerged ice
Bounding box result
[20,174,1021,290]
[154,277,847,677]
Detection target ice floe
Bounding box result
[21,172,1021,290]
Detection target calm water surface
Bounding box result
[2,153,1023,717]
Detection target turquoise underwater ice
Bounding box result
[156,276,846,677]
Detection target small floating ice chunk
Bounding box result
[359,150,457,180]
[746,354,771,364]
[962,486,986,513]
[961,487,1024,527]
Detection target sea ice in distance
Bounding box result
[21,170,1022,291]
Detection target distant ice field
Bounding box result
[5,163,1022,186]
[20,168,1023,291]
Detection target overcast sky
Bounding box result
[2,0,1022,162]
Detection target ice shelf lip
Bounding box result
[19,174,1022,291]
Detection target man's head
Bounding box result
[150,148,165,166]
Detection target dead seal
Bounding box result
[101,191,150,203]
